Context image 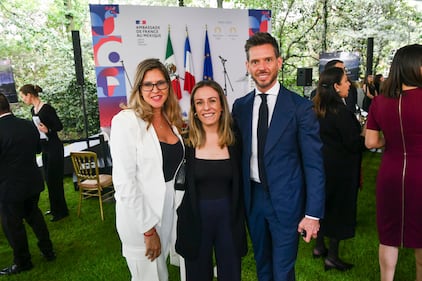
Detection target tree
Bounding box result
[0,0,99,138]
[232,0,421,91]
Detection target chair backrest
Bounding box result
[70,151,100,184]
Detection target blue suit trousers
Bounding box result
[248,181,298,281]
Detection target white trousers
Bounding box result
[119,181,175,281]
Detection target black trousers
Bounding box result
[185,197,241,281]
[42,140,68,217]
[0,193,54,267]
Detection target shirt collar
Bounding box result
[255,82,280,97]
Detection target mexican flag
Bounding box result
[165,33,182,100]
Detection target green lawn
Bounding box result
[0,151,416,280]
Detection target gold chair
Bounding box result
[70,151,114,221]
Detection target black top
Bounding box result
[160,140,183,182]
[194,158,232,200]
[31,103,63,143]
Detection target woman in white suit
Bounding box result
[110,58,185,281]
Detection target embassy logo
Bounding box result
[135,19,147,25]
[135,19,161,40]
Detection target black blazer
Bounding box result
[0,114,44,203]
[175,144,247,260]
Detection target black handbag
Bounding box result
[174,159,186,190]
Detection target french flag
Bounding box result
[183,34,196,94]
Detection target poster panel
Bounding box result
[89,5,271,127]
[0,59,18,103]
[319,51,360,81]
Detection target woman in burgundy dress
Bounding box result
[365,44,422,281]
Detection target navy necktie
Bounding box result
[257,94,268,188]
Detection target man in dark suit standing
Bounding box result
[0,93,56,275]
[232,32,325,281]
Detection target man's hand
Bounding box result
[297,217,320,243]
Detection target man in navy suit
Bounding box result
[232,32,325,281]
[0,93,55,275]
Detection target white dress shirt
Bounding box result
[250,82,280,183]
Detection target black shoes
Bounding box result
[312,247,328,258]
[42,251,57,261]
[0,263,33,275]
[50,213,69,222]
[324,256,354,271]
[0,252,56,276]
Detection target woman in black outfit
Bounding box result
[312,68,366,271]
[19,84,69,222]
[362,74,378,112]
[176,80,247,281]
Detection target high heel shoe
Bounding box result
[324,257,353,271]
[312,247,328,258]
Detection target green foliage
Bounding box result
[232,0,421,87]
[0,0,97,139]
[47,80,101,139]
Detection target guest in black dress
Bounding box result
[312,67,366,271]
[19,84,69,222]
[176,80,247,281]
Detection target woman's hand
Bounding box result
[38,122,49,133]
[144,228,161,261]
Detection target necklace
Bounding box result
[152,115,166,129]
[153,121,164,129]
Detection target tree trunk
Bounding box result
[322,0,328,52]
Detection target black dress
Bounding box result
[318,102,365,239]
[32,104,68,218]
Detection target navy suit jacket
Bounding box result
[232,83,325,228]
[0,114,44,203]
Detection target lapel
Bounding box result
[239,91,255,159]
[186,146,199,217]
[265,85,295,154]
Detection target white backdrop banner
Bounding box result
[89,5,271,127]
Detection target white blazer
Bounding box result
[110,109,184,256]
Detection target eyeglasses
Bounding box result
[140,80,169,92]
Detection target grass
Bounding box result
[0,151,416,281]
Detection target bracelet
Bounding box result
[144,228,155,237]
